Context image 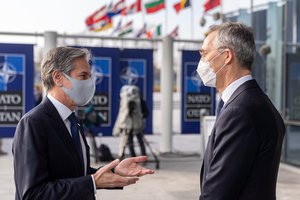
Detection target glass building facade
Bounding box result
[225,0,300,167]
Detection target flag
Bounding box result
[111,19,122,35]
[85,5,108,26]
[146,24,161,38]
[107,0,126,18]
[136,23,147,38]
[169,26,179,38]
[89,18,113,32]
[123,0,142,15]
[118,21,133,37]
[173,0,191,14]
[204,0,221,12]
[145,0,165,14]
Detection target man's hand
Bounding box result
[115,156,155,177]
[93,159,139,189]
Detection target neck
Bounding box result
[217,66,251,93]
[48,87,76,110]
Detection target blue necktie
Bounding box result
[68,112,84,170]
[216,99,224,117]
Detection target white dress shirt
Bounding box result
[221,75,253,104]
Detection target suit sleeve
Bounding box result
[200,107,258,200]
[12,116,96,200]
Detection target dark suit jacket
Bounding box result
[200,79,285,200]
[13,97,97,200]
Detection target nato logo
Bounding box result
[91,65,104,85]
[0,60,17,91]
[120,59,145,88]
[191,70,203,87]
[0,54,24,91]
[185,63,203,93]
[120,67,139,85]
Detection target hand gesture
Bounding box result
[115,156,155,177]
[93,159,139,189]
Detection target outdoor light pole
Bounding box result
[44,31,57,54]
[250,0,254,27]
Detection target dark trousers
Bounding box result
[127,131,146,157]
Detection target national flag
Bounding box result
[173,0,191,14]
[89,18,113,32]
[146,24,161,38]
[124,0,142,15]
[111,19,122,35]
[169,26,179,38]
[118,21,133,37]
[145,0,165,14]
[85,5,108,26]
[136,23,147,38]
[107,0,126,18]
[204,0,221,12]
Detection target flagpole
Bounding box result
[165,0,168,35]
[250,0,253,27]
[191,0,194,39]
[142,0,145,27]
[221,0,225,23]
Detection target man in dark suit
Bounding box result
[197,22,285,200]
[13,47,154,200]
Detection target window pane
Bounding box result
[286,125,300,166]
[287,54,300,120]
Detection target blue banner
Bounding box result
[181,50,216,134]
[76,47,120,136]
[77,47,153,136]
[0,43,34,137]
[120,49,153,134]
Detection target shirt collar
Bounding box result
[47,93,72,121]
[221,75,253,104]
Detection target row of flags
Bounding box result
[110,20,177,39]
[85,0,221,36]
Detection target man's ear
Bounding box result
[52,71,63,87]
[224,49,234,65]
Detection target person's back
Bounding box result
[223,81,285,199]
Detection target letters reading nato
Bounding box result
[12,47,154,200]
[197,22,285,200]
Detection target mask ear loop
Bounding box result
[212,50,228,74]
[209,50,225,62]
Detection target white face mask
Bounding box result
[62,73,96,106]
[196,51,226,87]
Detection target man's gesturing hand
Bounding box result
[93,159,139,189]
[115,156,155,177]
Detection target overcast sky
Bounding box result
[0,0,272,40]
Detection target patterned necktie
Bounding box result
[216,99,224,117]
[68,112,84,169]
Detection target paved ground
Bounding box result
[1,135,300,200]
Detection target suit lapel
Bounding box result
[42,97,84,175]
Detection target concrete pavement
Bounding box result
[1,135,300,200]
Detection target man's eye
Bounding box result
[78,75,86,79]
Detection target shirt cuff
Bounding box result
[91,175,97,195]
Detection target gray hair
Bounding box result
[41,46,91,92]
[207,22,256,70]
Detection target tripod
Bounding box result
[119,129,160,169]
